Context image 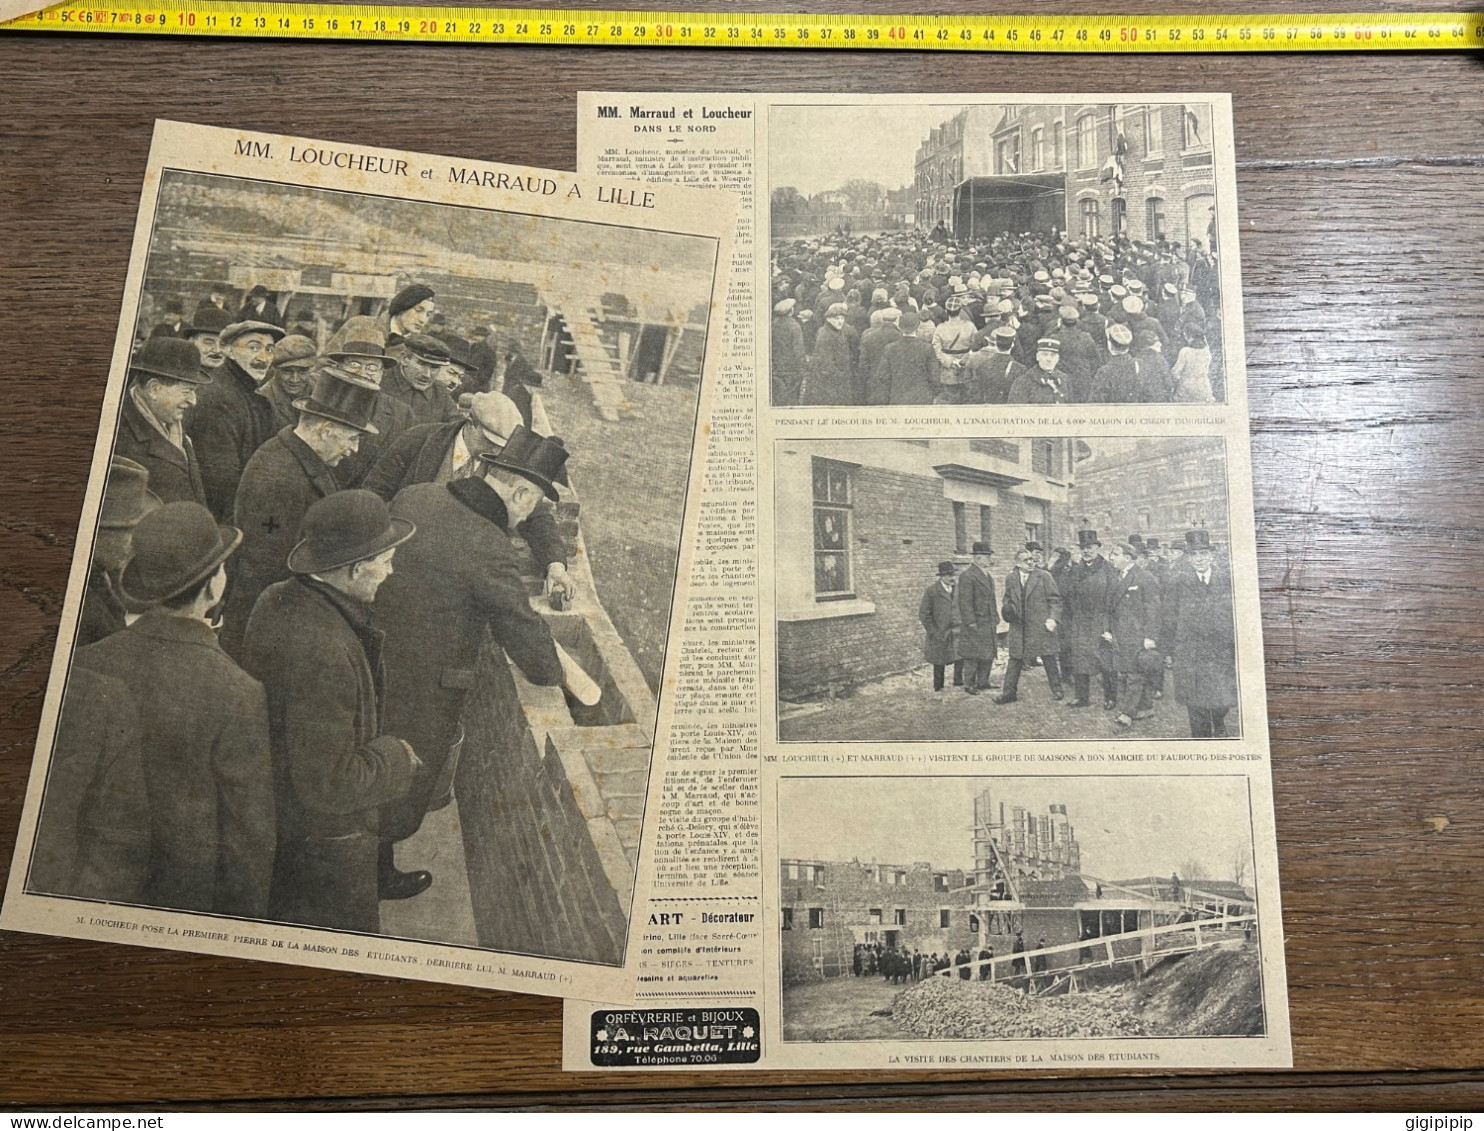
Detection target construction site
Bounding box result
[779,780,1263,1042]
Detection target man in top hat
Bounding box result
[237,285,285,328]
[313,340,416,488]
[381,332,460,427]
[919,561,963,693]
[187,319,286,521]
[1063,527,1118,709]
[241,491,420,930]
[77,456,160,648]
[995,546,1064,704]
[1164,528,1238,737]
[361,389,571,594]
[1102,541,1163,730]
[375,426,585,894]
[964,325,1028,406]
[384,283,436,347]
[256,334,321,432]
[116,338,210,508]
[222,368,379,657]
[183,305,232,379]
[956,543,999,695]
[76,500,275,918]
[771,297,806,406]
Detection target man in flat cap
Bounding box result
[385,283,436,348]
[919,561,963,693]
[995,546,1064,704]
[375,426,584,895]
[116,338,210,508]
[222,368,381,658]
[1165,528,1238,737]
[186,319,285,521]
[77,456,159,648]
[771,297,805,406]
[382,332,460,427]
[242,490,422,932]
[801,303,859,405]
[956,543,999,695]
[76,501,275,917]
[257,334,321,432]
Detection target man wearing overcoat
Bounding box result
[1103,541,1164,729]
[381,333,460,427]
[1064,528,1118,709]
[1164,528,1239,737]
[242,490,422,932]
[955,542,999,695]
[919,561,962,692]
[116,337,210,507]
[995,546,1064,704]
[77,457,158,648]
[186,319,284,521]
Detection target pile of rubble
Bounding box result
[892,976,1147,1040]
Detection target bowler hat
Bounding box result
[937,561,957,577]
[481,424,569,502]
[100,456,162,529]
[186,307,233,336]
[1024,541,1043,552]
[1076,528,1101,548]
[971,541,993,556]
[119,502,241,605]
[287,490,415,575]
[1184,528,1213,550]
[292,369,381,434]
[129,338,211,386]
[219,320,286,347]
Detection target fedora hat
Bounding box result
[479,424,568,501]
[99,456,162,529]
[287,490,415,575]
[119,502,241,605]
[186,306,233,337]
[326,339,387,363]
[292,369,381,434]
[129,338,211,386]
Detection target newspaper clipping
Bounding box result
[565,93,1291,1069]
[0,120,736,1003]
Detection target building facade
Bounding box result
[914,102,1219,249]
[1068,437,1230,548]
[775,437,1077,702]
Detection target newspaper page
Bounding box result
[0,119,736,1004]
[565,92,1291,1069]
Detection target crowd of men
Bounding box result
[771,228,1222,406]
[849,930,1050,989]
[919,526,1238,736]
[31,282,600,935]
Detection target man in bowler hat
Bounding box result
[1064,528,1118,709]
[242,490,422,931]
[1164,528,1239,737]
[221,368,380,658]
[919,561,963,692]
[77,456,160,648]
[956,543,999,694]
[375,425,579,894]
[75,501,275,917]
[116,338,211,508]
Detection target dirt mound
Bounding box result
[1118,941,1265,1036]
[891,976,1146,1040]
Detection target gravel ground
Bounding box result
[891,975,1147,1040]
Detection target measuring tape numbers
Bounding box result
[3,3,1481,52]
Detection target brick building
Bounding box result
[1068,437,1229,547]
[779,858,977,986]
[913,101,1219,249]
[775,437,1077,703]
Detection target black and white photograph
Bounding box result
[767,100,1226,407]
[778,776,1263,1043]
[0,123,733,996]
[776,435,1240,743]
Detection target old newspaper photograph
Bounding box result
[0,120,736,1002]
[567,93,1291,1069]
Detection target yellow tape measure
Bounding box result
[3,2,1481,51]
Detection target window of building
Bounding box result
[869,908,882,925]
[1080,197,1100,239]
[784,863,798,880]
[940,909,952,929]
[1139,509,1152,531]
[1185,502,1204,524]
[1030,127,1044,171]
[953,501,968,555]
[811,864,825,883]
[934,873,949,891]
[782,907,794,930]
[1023,496,1050,545]
[1052,122,1065,168]
[811,457,853,600]
[969,913,981,933]
[1111,196,1127,238]
[1182,103,1211,150]
[808,907,824,929]
[996,133,1021,175]
[980,505,994,548]
[894,908,907,926]
[1076,113,1097,168]
[1147,196,1167,242]
[1145,106,1164,155]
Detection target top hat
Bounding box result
[130,338,212,386]
[287,490,416,575]
[480,424,569,502]
[293,369,381,434]
[119,502,242,604]
[1185,528,1213,550]
[937,560,957,577]
[100,456,162,529]
[186,307,233,336]
[970,541,993,556]
[1076,528,1101,548]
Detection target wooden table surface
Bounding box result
[2,3,1483,1110]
